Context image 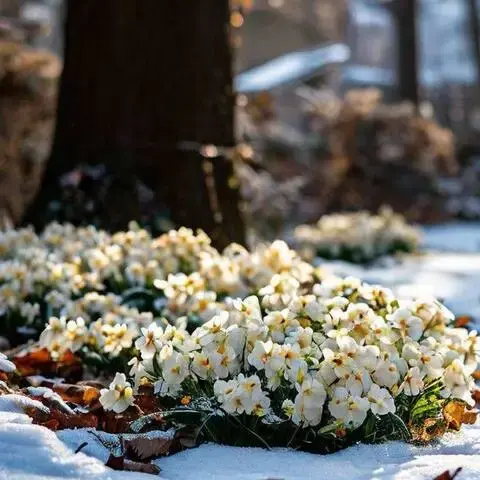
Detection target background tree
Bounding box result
[468,0,480,83]
[24,0,246,248]
[391,0,419,107]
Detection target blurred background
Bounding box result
[2,0,480,246]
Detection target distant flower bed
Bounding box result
[294,208,421,264]
[0,224,477,456]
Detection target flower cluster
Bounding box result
[1,224,315,361]
[294,207,421,263]
[123,273,477,441]
[1,223,476,451]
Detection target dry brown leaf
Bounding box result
[472,388,480,406]
[433,467,462,480]
[51,383,100,407]
[13,348,80,378]
[125,430,176,461]
[455,316,471,328]
[410,418,446,443]
[105,455,160,475]
[472,371,480,381]
[26,378,101,407]
[443,401,478,431]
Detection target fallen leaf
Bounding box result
[105,448,162,475]
[51,382,100,407]
[443,401,478,431]
[433,467,462,480]
[13,348,81,379]
[455,316,471,328]
[473,371,480,381]
[125,429,177,460]
[123,460,160,475]
[410,418,446,443]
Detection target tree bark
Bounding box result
[392,0,419,106]
[24,0,246,248]
[468,0,480,83]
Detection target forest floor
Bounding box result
[1,222,480,480]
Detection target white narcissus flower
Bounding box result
[102,323,137,356]
[403,341,444,379]
[285,326,313,352]
[19,302,40,323]
[328,386,370,428]
[344,368,372,396]
[39,316,67,349]
[248,339,273,371]
[292,375,326,427]
[397,367,424,396]
[388,308,424,341]
[209,344,237,379]
[367,384,395,415]
[64,317,88,352]
[214,379,237,403]
[443,359,476,406]
[100,373,135,413]
[190,351,212,379]
[135,323,164,359]
[194,311,229,347]
[161,351,189,387]
[373,359,400,388]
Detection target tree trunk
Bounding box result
[468,0,480,83]
[393,0,419,106]
[23,0,245,248]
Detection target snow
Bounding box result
[2,410,480,480]
[0,412,157,480]
[157,426,480,480]
[318,223,480,326]
[422,223,480,253]
[1,222,480,479]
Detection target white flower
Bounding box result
[344,368,372,396]
[248,340,273,371]
[214,379,237,402]
[292,375,326,426]
[373,359,400,388]
[39,316,67,349]
[397,367,424,396]
[194,311,229,347]
[282,399,295,418]
[19,302,40,323]
[135,323,164,359]
[102,323,137,356]
[64,317,88,352]
[209,344,238,378]
[264,309,297,343]
[285,326,313,352]
[388,308,424,341]
[402,341,444,378]
[328,386,370,428]
[161,351,189,388]
[443,359,476,406]
[100,373,135,413]
[191,351,213,379]
[367,384,395,415]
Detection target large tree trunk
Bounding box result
[468,0,480,83]
[24,0,245,248]
[393,0,419,106]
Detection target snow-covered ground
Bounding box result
[1,410,479,480]
[1,223,480,480]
